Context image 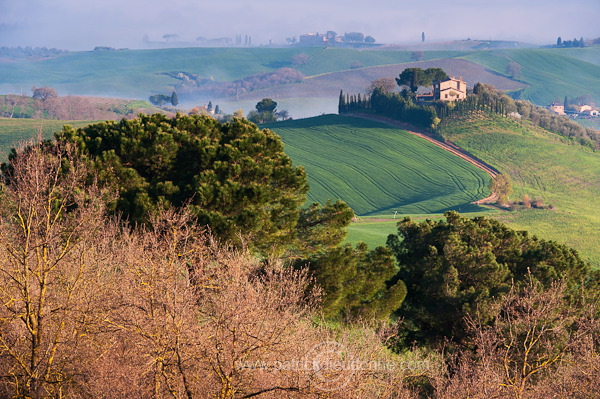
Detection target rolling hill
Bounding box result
[344,113,600,266]
[264,114,491,215]
[2,46,600,119]
[461,47,600,105]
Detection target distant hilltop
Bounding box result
[290,31,377,48]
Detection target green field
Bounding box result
[0,118,93,159]
[440,114,600,264]
[265,114,491,216]
[347,114,600,266]
[462,47,600,105]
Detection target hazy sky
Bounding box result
[1,0,598,50]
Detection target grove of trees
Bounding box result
[174,68,304,99]
[386,211,598,348]
[149,91,179,107]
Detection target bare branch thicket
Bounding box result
[435,278,600,399]
[0,141,107,397]
[0,141,430,398]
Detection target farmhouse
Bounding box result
[548,102,566,115]
[299,33,326,46]
[433,77,467,101]
[581,109,599,117]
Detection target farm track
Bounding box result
[350,113,500,204]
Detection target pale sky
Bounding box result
[1,0,598,50]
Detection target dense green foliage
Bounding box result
[339,88,439,129]
[21,113,405,321]
[395,67,449,92]
[248,98,278,123]
[56,113,309,254]
[387,211,596,347]
[303,242,407,320]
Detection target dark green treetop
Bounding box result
[396,67,449,92]
[57,113,308,254]
[387,211,595,347]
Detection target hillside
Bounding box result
[2,46,600,119]
[235,58,525,101]
[0,94,161,120]
[439,113,600,265]
[344,113,600,266]
[265,114,491,215]
[462,47,600,105]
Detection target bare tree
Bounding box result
[411,51,424,62]
[31,86,58,101]
[506,61,522,80]
[436,278,600,399]
[0,141,106,397]
[368,78,397,95]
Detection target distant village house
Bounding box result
[298,31,375,47]
[548,102,598,118]
[548,103,566,115]
[434,77,467,101]
[417,77,467,102]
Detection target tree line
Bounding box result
[339,88,439,130]
[0,46,67,58]
[0,89,156,120]
[174,67,304,99]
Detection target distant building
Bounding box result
[548,103,566,115]
[575,104,592,113]
[299,33,326,46]
[581,109,599,117]
[297,30,373,47]
[433,77,467,101]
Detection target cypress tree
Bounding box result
[170,92,179,106]
[338,90,346,114]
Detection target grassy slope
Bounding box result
[440,114,600,265]
[0,118,93,159]
[462,47,600,105]
[346,114,600,266]
[265,114,490,216]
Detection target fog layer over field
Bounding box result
[1,0,598,50]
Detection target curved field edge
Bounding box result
[265,114,491,216]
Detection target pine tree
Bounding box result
[170,92,179,106]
